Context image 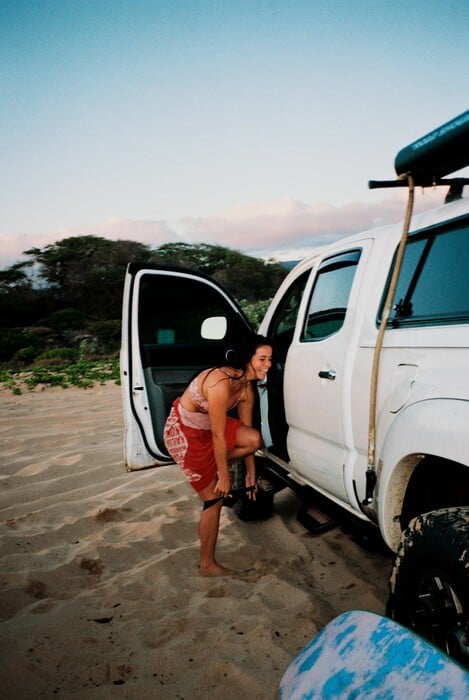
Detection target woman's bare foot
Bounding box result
[199,562,232,577]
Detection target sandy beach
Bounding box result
[0,382,392,699]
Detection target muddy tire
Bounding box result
[387,507,469,668]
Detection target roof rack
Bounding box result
[368,176,469,203]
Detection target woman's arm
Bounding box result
[206,377,231,496]
[237,384,257,498]
[237,382,254,428]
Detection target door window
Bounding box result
[301,250,361,341]
[137,272,249,368]
[268,270,310,361]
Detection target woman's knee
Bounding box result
[239,426,262,453]
[252,428,262,451]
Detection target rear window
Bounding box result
[383,215,469,327]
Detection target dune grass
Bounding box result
[0,358,120,394]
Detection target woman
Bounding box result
[164,334,273,576]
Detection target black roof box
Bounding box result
[394,110,469,186]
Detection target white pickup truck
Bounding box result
[120,111,469,665]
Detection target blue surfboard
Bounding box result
[279,610,469,699]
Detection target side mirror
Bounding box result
[201,316,227,340]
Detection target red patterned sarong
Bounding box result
[163,398,243,493]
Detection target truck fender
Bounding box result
[376,398,469,551]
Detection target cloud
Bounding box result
[0,188,446,269]
[0,232,61,269]
[0,218,180,269]
[82,217,180,247]
[179,189,444,258]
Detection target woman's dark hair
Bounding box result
[225,334,272,371]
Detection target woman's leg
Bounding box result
[194,427,261,576]
[196,479,228,576]
[227,425,262,461]
[227,425,262,500]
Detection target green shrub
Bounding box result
[87,319,121,355]
[10,345,39,367]
[46,308,87,331]
[238,298,272,329]
[0,328,46,362]
[35,347,79,366]
[78,336,98,360]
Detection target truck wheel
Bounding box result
[387,507,469,668]
[229,460,274,521]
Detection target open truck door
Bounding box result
[120,264,253,470]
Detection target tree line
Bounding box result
[0,235,288,366]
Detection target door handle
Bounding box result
[318,370,336,380]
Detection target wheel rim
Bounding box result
[403,570,469,667]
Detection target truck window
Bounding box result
[385,215,469,327]
[301,250,361,341]
[137,273,249,367]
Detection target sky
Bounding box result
[1,0,468,269]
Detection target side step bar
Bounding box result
[259,458,387,552]
[259,459,338,534]
[296,502,338,535]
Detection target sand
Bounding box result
[0,382,392,699]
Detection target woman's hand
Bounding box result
[214,474,231,498]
